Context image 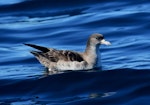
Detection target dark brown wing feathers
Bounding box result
[66,51,83,62]
[25,43,84,62]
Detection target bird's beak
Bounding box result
[101,39,111,45]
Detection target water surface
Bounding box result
[0,0,150,105]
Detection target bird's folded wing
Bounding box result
[25,43,84,62]
[42,49,84,62]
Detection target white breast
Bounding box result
[55,60,92,71]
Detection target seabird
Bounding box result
[24,33,111,72]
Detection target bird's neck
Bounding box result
[84,41,100,66]
[85,44,99,56]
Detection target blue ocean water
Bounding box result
[0,0,150,105]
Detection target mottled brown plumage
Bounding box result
[24,43,84,62]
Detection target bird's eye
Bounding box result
[96,37,100,40]
[96,36,104,40]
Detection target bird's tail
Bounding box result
[24,43,49,53]
[30,51,41,56]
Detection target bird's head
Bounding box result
[89,33,111,46]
